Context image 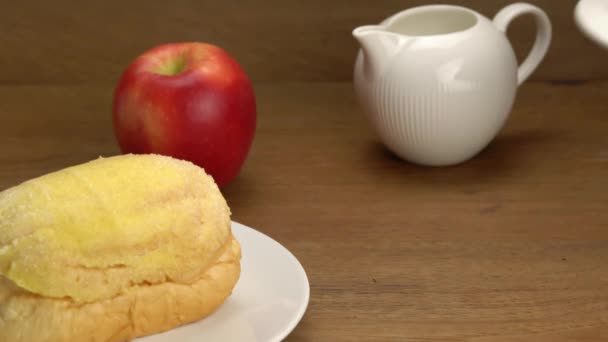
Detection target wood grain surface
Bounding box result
[2,0,606,83]
[0,82,607,341]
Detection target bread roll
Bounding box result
[0,154,241,342]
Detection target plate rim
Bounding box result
[232,221,310,342]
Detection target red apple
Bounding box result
[112,42,256,187]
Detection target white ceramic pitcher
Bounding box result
[353,3,551,166]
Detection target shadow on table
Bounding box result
[363,129,557,186]
[221,171,259,206]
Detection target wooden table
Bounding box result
[1,80,607,341]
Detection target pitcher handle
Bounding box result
[493,3,552,86]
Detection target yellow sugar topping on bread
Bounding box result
[0,154,232,303]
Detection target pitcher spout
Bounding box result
[353,25,403,80]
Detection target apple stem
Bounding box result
[155,56,187,76]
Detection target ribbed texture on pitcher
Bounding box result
[362,72,512,166]
[371,76,463,162]
[373,77,448,150]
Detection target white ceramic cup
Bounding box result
[575,0,608,49]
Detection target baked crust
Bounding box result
[0,236,241,342]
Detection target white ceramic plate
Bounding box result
[575,0,608,49]
[137,222,310,342]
